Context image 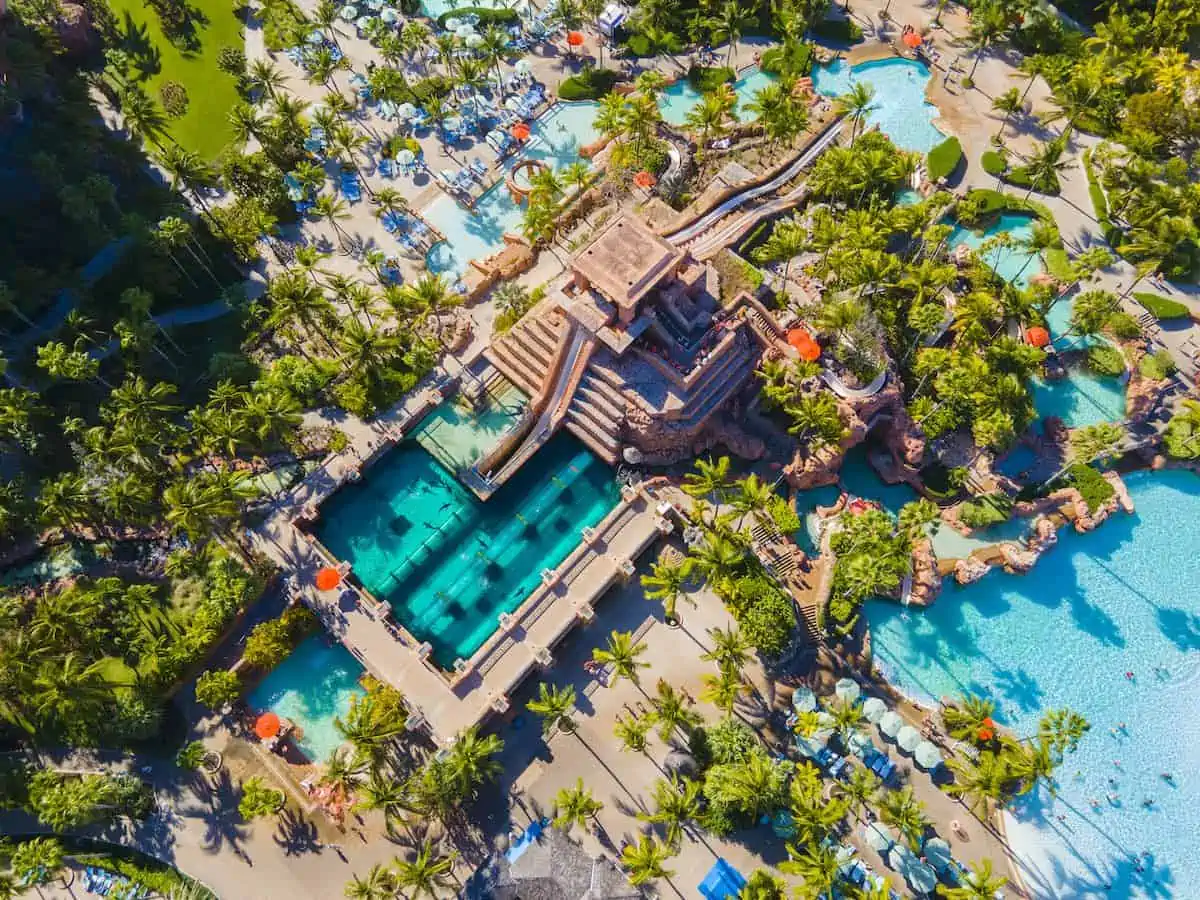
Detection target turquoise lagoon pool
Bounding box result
[811,58,944,153]
[424,101,600,277]
[946,211,1044,289]
[1033,292,1127,428]
[249,635,365,762]
[867,468,1200,898]
[315,434,618,667]
[658,66,778,127]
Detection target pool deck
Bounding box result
[251,427,673,743]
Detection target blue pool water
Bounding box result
[866,468,1200,898]
[838,446,919,513]
[811,58,945,153]
[946,212,1044,288]
[658,66,778,127]
[316,433,618,667]
[424,101,600,277]
[1032,367,1126,428]
[249,635,365,763]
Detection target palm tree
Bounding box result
[639,776,701,847]
[879,786,931,849]
[593,92,629,138]
[248,59,288,101]
[826,696,865,743]
[781,841,841,900]
[942,693,996,744]
[640,556,693,623]
[1037,707,1091,757]
[684,91,733,147]
[447,726,504,796]
[592,630,649,686]
[650,679,702,742]
[344,864,397,900]
[120,85,170,147]
[526,682,576,735]
[353,770,415,825]
[552,777,604,832]
[313,193,352,250]
[1021,138,1073,199]
[753,219,806,284]
[990,87,1022,141]
[393,841,455,899]
[835,765,881,822]
[613,713,653,753]
[10,837,64,890]
[621,835,676,886]
[937,858,1008,900]
[682,455,734,502]
[710,0,755,67]
[700,665,746,718]
[836,82,877,144]
[962,3,1006,81]
[702,625,751,672]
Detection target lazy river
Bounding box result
[867,468,1200,898]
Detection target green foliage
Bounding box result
[159,81,190,119]
[238,776,285,820]
[725,575,796,658]
[1086,344,1126,377]
[408,76,456,105]
[256,355,338,406]
[623,28,684,58]
[1138,350,1177,381]
[558,67,621,101]
[688,65,736,93]
[828,509,911,631]
[712,250,764,301]
[1164,400,1200,459]
[704,718,758,766]
[810,17,863,44]
[194,669,242,710]
[1064,464,1115,513]
[435,6,518,27]
[242,606,317,669]
[1043,247,1073,281]
[1134,292,1190,320]
[765,494,802,534]
[957,494,1014,529]
[759,41,813,78]
[981,149,1007,176]
[28,770,153,832]
[926,137,963,182]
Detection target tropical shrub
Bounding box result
[28,770,153,832]
[1064,464,1114,513]
[727,575,796,658]
[760,41,813,78]
[195,669,242,710]
[1138,350,1176,381]
[1086,344,1126,377]
[828,509,911,632]
[159,82,189,118]
[558,67,621,101]
[238,776,285,820]
[242,606,317,669]
[1134,292,1189,321]
[981,149,1007,176]
[957,494,1013,529]
[810,17,863,44]
[703,719,758,766]
[1164,401,1200,459]
[435,6,518,27]
[687,65,735,93]
[926,137,963,181]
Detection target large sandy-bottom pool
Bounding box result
[867,468,1200,898]
[811,57,945,153]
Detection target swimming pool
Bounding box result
[315,433,618,667]
[658,66,778,127]
[1032,293,1127,428]
[811,57,945,153]
[424,101,600,277]
[412,378,526,472]
[946,212,1044,288]
[248,635,365,763]
[866,468,1200,898]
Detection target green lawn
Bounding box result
[107,0,243,160]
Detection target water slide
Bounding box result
[664,118,847,248]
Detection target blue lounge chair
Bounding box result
[341,173,362,203]
[378,158,397,178]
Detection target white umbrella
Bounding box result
[888,843,916,872]
[914,740,942,770]
[338,4,358,20]
[514,58,532,74]
[848,730,873,756]
[455,23,476,39]
[365,0,383,8]
[792,686,817,713]
[465,32,484,47]
[380,7,399,23]
[903,860,938,895]
[863,822,896,852]
[395,102,417,120]
[923,837,952,872]
[879,710,904,737]
[306,28,326,43]
[444,16,461,29]
[394,148,416,165]
[897,725,922,752]
[862,696,887,723]
[834,677,861,704]
[442,115,464,132]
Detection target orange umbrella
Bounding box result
[787,328,821,362]
[633,170,656,189]
[510,122,531,141]
[1025,326,1050,347]
[255,712,281,740]
[566,30,585,47]
[315,566,342,591]
[902,31,923,48]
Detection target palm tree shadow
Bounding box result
[175,768,254,863]
[272,807,322,856]
[115,13,162,80]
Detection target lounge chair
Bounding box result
[341,174,362,203]
[378,158,397,178]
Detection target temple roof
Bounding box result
[571,215,684,313]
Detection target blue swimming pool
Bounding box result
[1033,293,1127,428]
[424,101,600,277]
[867,468,1200,899]
[811,57,945,153]
[249,635,365,762]
[946,212,1044,288]
[315,433,618,667]
[658,66,778,127]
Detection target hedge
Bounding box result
[688,65,735,93]
[926,136,962,182]
[1134,292,1190,320]
[810,17,863,44]
[1087,344,1126,377]
[435,6,518,27]
[1002,165,1061,196]
[981,149,1007,176]
[558,67,620,101]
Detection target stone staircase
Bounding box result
[565,372,624,464]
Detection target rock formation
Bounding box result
[954,557,991,584]
[907,539,941,607]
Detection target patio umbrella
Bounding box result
[394,148,416,166]
[356,16,373,31]
[848,730,873,756]
[366,0,383,8]
[863,822,896,853]
[381,7,399,23]
[315,566,342,591]
[923,837,952,872]
[888,843,916,872]
[915,740,943,770]
[902,30,923,49]
[792,686,817,713]
[395,102,417,120]
[835,677,861,704]
[338,4,358,20]
[897,725,922,752]
[862,696,887,723]
[255,712,281,739]
[514,58,532,74]
[444,16,461,29]
[465,32,484,47]
[1026,325,1050,347]
[455,23,476,39]
[379,100,398,119]
[566,29,585,47]
[306,28,326,43]
[902,860,938,895]
[879,710,904,737]
[442,115,464,132]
